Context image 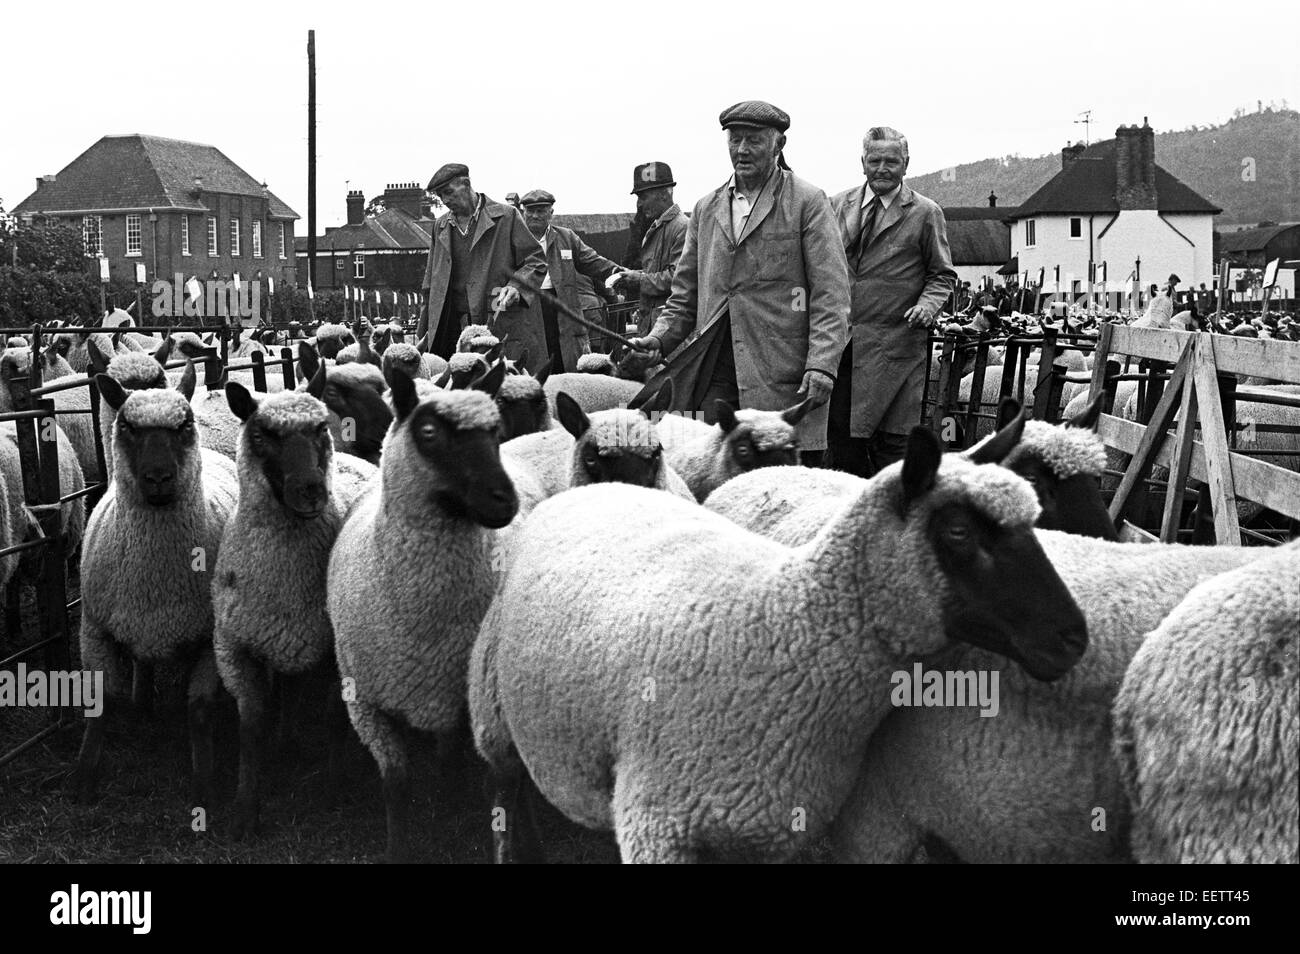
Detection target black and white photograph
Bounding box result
[0,0,1296,897]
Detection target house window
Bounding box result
[353,253,365,279]
[181,216,191,255]
[1069,217,1082,239]
[279,223,287,260]
[335,258,345,270]
[207,217,218,255]
[1024,219,1036,247]
[230,219,241,257]
[252,220,263,258]
[82,215,103,255]
[126,214,142,256]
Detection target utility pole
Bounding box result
[1074,109,1093,145]
[307,29,316,300]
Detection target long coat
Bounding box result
[829,182,956,437]
[416,195,547,356]
[522,225,621,374]
[634,203,689,335]
[649,170,850,451]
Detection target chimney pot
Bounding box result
[346,190,366,226]
[988,191,997,208]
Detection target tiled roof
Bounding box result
[13,134,298,219]
[295,207,435,252]
[946,218,1012,266]
[1217,223,1300,252]
[943,205,1021,221]
[1008,138,1220,219]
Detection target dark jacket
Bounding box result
[634,203,689,334]
[521,225,621,373]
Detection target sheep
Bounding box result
[574,352,616,375]
[468,428,1090,863]
[312,322,354,360]
[67,361,240,804]
[52,331,138,375]
[829,531,1273,864]
[89,345,171,481]
[0,346,100,489]
[328,362,517,862]
[456,323,499,354]
[500,382,688,518]
[656,398,813,502]
[335,338,382,368]
[0,422,86,562]
[0,462,18,599]
[297,353,392,465]
[1112,544,1299,863]
[213,383,378,839]
[380,342,448,383]
[542,372,642,415]
[493,362,554,441]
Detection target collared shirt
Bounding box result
[451,193,485,237]
[860,182,901,245]
[728,165,778,241]
[537,227,553,289]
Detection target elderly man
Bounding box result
[416,163,547,359]
[626,102,849,464]
[611,162,689,336]
[828,127,956,476]
[518,189,623,374]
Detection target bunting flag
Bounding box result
[374,289,380,304]
[233,272,241,292]
[392,290,398,306]
[185,276,203,302]
[307,278,314,300]
[1099,261,1107,283]
[268,276,275,296]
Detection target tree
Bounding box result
[0,213,87,273]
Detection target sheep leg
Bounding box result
[272,670,305,760]
[486,761,545,864]
[131,661,154,716]
[186,646,220,810]
[224,646,269,841]
[67,624,129,802]
[324,668,349,790]
[613,775,697,864]
[348,699,412,863]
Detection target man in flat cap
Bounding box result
[519,189,624,374]
[611,162,689,337]
[417,164,547,359]
[828,127,956,475]
[626,102,849,464]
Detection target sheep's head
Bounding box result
[313,323,355,360]
[105,350,170,392]
[456,323,499,354]
[713,399,811,478]
[306,360,392,465]
[557,380,674,489]
[381,343,424,382]
[385,363,518,529]
[871,427,1088,682]
[574,353,615,376]
[438,351,491,390]
[95,361,202,508]
[967,396,1115,540]
[494,361,553,441]
[228,384,333,519]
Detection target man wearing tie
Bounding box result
[829,127,956,476]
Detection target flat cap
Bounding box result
[427,163,470,192]
[719,100,790,132]
[631,161,675,194]
[520,189,556,207]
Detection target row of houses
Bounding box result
[10,124,1298,311]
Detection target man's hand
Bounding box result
[492,285,521,311]
[610,269,643,290]
[796,369,834,408]
[904,304,937,329]
[619,336,662,374]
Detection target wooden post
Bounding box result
[1192,335,1241,544]
[1159,370,1199,542]
[963,339,991,445]
[930,335,956,438]
[280,347,296,390]
[250,350,268,393]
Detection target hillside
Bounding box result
[909,108,1300,226]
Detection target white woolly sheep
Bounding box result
[213,383,378,839]
[68,362,240,804]
[541,372,643,415]
[90,345,171,481]
[312,323,354,360]
[380,342,437,382]
[1112,543,1298,863]
[328,363,517,862]
[829,531,1273,864]
[657,398,813,502]
[456,323,499,354]
[469,430,1090,863]
[574,353,616,375]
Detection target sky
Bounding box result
[1,0,1297,228]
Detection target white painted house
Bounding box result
[1007,120,1220,310]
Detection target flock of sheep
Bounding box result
[0,311,1295,864]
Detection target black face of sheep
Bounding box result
[901,428,1089,682]
[716,399,811,472]
[227,383,332,519]
[96,362,200,508]
[557,382,673,488]
[306,363,393,463]
[494,362,552,441]
[387,364,518,529]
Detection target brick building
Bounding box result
[12,134,299,290]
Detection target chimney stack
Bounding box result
[1061,142,1085,168]
[988,191,997,208]
[346,189,365,226]
[382,182,425,219]
[1114,123,1156,210]
[35,174,56,191]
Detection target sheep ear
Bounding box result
[995,396,1022,432]
[483,339,504,364]
[95,373,128,411]
[966,403,1026,465]
[533,357,552,387]
[556,391,590,439]
[434,366,452,389]
[386,366,419,423]
[153,337,173,366]
[471,359,507,398]
[176,359,197,401]
[515,348,530,375]
[716,401,739,434]
[298,340,320,382]
[87,336,112,376]
[307,361,327,399]
[202,332,216,347]
[782,397,814,426]
[900,426,942,510]
[226,382,258,422]
[1070,391,1104,432]
[639,378,674,418]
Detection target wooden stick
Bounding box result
[536,288,650,352]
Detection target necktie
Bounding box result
[851,197,880,266]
